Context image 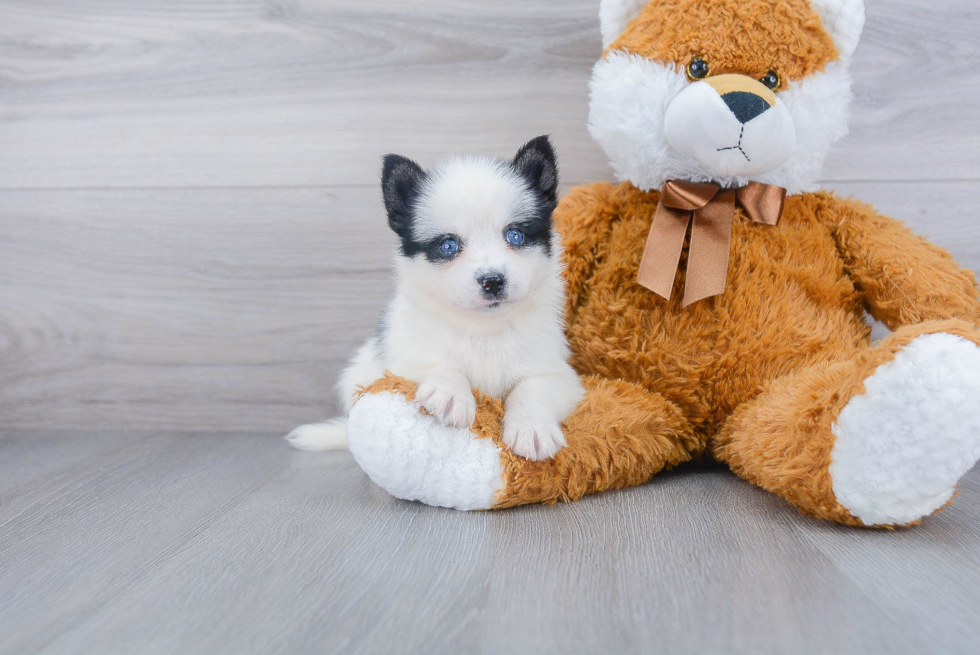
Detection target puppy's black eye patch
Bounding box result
[506,218,552,254]
[402,233,463,264]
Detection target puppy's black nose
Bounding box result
[721,91,771,124]
[478,273,506,296]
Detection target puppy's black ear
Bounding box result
[512,135,558,204]
[381,154,427,239]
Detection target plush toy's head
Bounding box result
[589,0,865,194]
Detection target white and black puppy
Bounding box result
[287,136,584,461]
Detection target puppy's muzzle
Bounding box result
[705,74,776,125]
[477,272,506,297]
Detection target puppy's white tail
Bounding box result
[285,418,349,452]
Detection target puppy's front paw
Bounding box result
[416,378,477,428]
[502,414,567,461]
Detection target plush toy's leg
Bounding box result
[346,374,699,510]
[712,320,980,527]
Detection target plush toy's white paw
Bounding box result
[346,391,504,511]
[416,376,477,429]
[830,333,980,526]
[502,413,567,461]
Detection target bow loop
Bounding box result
[735,181,786,227]
[636,180,786,307]
[661,180,724,212]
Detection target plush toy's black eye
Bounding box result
[687,57,710,81]
[760,70,781,90]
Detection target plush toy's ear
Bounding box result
[513,135,559,205]
[809,0,866,60]
[599,0,649,50]
[381,154,426,240]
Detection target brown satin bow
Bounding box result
[637,180,786,307]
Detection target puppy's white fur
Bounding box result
[288,146,583,461]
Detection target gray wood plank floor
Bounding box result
[1,430,978,655]
[2,2,980,653]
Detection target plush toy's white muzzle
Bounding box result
[664,75,797,178]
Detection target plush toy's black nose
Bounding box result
[478,273,506,296]
[721,91,771,124]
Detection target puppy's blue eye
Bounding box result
[506,229,525,246]
[440,238,459,255]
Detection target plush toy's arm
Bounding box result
[825,193,980,329]
[553,182,619,323]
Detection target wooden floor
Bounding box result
[1,430,978,655]
[3,1,980,653]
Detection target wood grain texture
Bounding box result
[0,2,979,432]
[0,186,395,431]
[2,3,979,653]
[1,0,979,188]
[1,430,977,655]
[0,431,292,655]
[1,182,977,430]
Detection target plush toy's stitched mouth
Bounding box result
[716,125,751,162]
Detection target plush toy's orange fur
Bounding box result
[610,0,839,86]
[360,185,980,525]
[360,373,699,509]
[551,183,980,525]
[350,0,980,526]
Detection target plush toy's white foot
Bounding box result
[830,333,980,526]
[346,391,505,511]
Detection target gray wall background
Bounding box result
[1,0,978,432]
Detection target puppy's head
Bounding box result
[382,136,560,315]
[589,0,865,194]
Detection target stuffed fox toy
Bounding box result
[346,0,980,527]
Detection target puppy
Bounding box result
[287,136,583,461]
